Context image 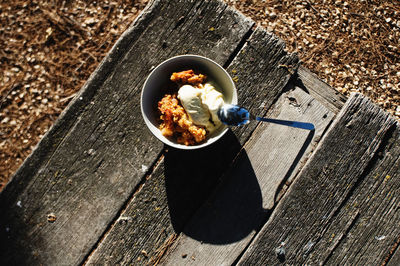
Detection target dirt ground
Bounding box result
[1,0,399,190]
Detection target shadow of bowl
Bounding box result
[164,130,268,244]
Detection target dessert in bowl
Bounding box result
[141,55,237,149]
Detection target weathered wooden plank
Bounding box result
[0,0,254,265]
[244,87,334,210]
[237,93,398,265]
[315,126,400,265]
[160,88,333,265]
[297,65,347,114]
[84,26,301,265]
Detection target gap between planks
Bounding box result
[82,152,165,265]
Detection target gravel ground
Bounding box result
[1,0,399,189]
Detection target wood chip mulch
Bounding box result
[0,0,149,189]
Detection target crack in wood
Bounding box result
[223,26,254,69]
[173,16,186,30]
[320,211,360,264]
[382,235,400,266]
[81,154,165,265]
[150,233,178,266]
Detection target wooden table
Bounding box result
[1,0,399,265]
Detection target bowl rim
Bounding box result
[140,54,237,150]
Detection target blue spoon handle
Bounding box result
[255,117,315,131]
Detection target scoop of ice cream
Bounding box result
[201,83,224,129]
[177,83,225,133]
[178,85,213,129]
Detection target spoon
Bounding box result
[217,104,315,131]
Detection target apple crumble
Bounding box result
[158,70,207,145]
[158,69,225,146]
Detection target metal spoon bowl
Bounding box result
[217,104,315,131]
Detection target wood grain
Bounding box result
[238,93,399,265]
[160,88,333,265]
[297,65,347,114]
[244,87,333,210]
[85,131,243,265]
[317,126,400,265]
[85,24,301,265]
[0,0,254,265]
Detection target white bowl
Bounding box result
[141,55,238,150]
